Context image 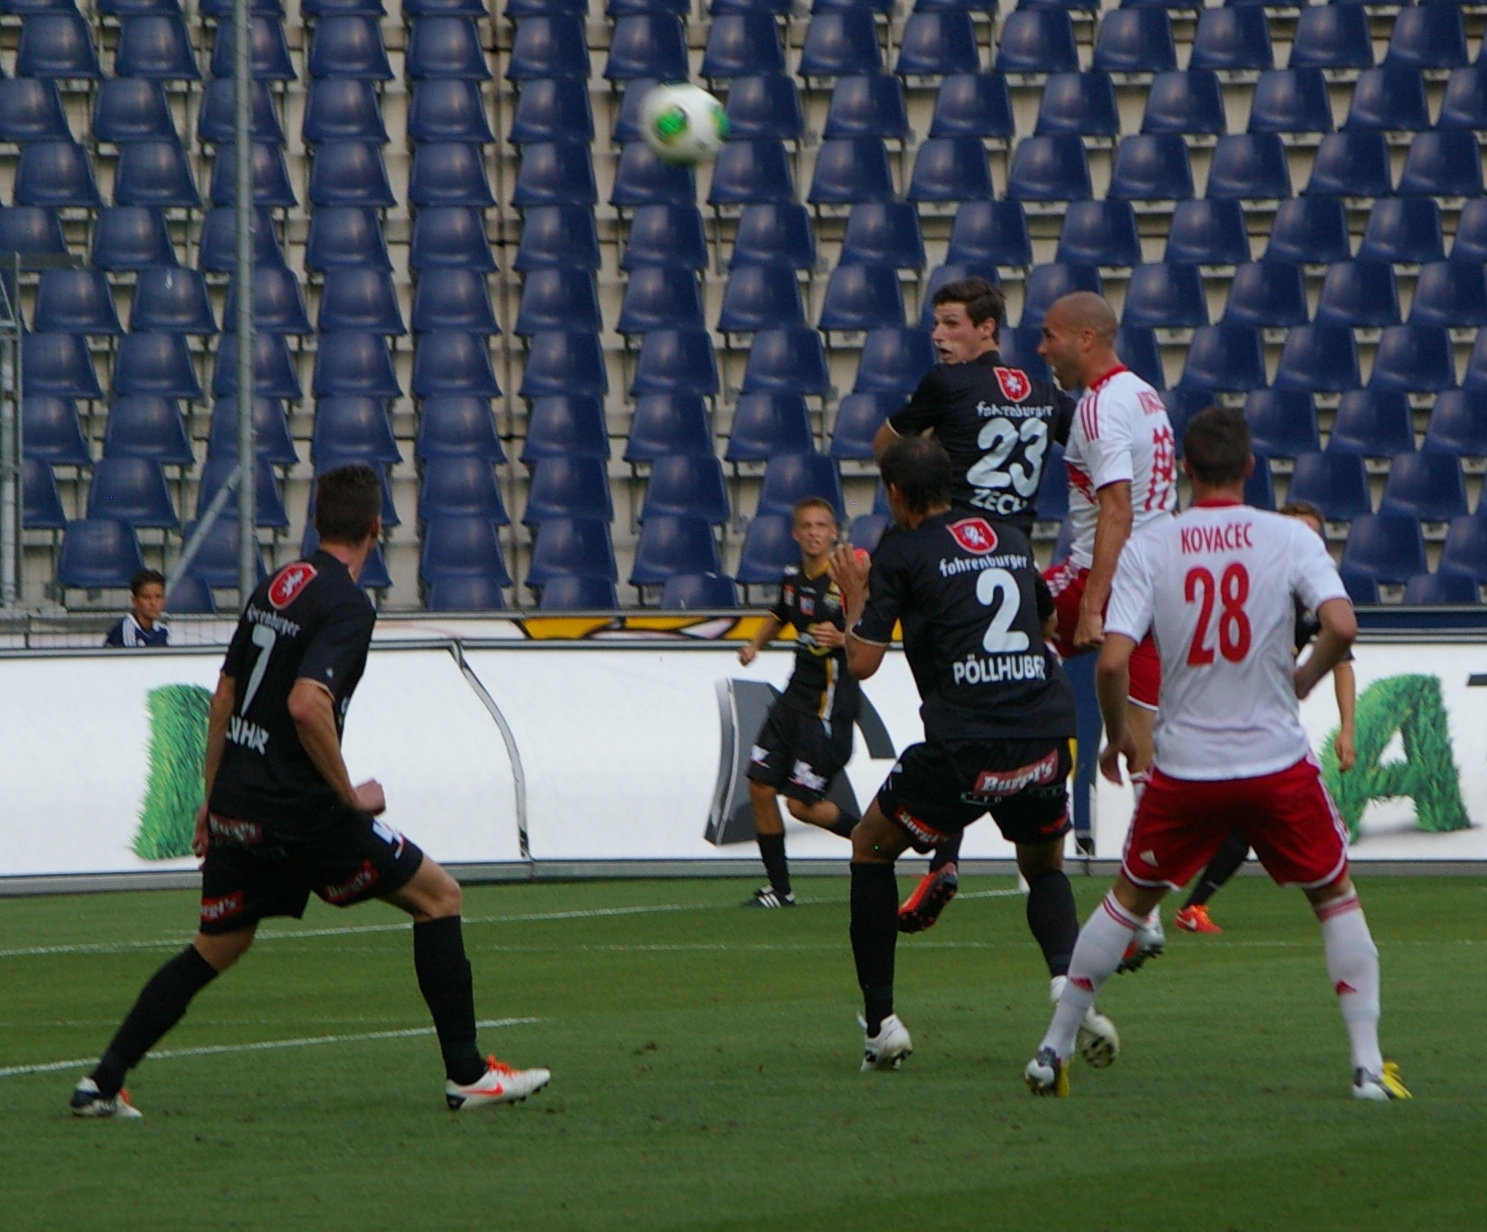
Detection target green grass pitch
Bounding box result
[1,874,1483,1232]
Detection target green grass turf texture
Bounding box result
[1,874,1482,1232]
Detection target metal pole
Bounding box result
[234,0,257,598]
[0,255,18,610]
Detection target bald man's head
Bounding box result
[1048,292,1117,342]
[1037,292,1121,391]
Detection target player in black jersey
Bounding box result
[70,465,549,1119]
[736,497,862,907]
[832,436,1119,1074]
[872,277,1076,931]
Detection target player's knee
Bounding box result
[194,927,254,972]
[427,867,463,917]
[1016,841,1063,880]
[784,796,813,822]
[748,780,775,803]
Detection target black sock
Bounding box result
[413,916,484,1085]
[850,862,898,1035]
[1184,829,1250,909]
[828,805,859,840]
[929,831,963,873]
[756,831,791,897]
[1025,868,1079,979]
[92,945,219,1097]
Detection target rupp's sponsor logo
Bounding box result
[201,891,244,923]
[968,749,1062,800]
[321,858,378,904]
[208,814,263,846]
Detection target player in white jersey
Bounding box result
[1024,407,1410,1102]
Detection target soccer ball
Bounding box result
[640,83,729,166]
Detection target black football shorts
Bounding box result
[746,700,855,805]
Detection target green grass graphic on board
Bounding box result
[133,684,211,860]
[1321,673,1470,842]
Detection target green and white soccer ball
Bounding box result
[640,82,729,166]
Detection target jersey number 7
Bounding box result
[1184,563,1251,665]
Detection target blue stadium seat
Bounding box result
[824,73,910,141]
[90,209,176,276]
[1403,570,1478,606]
[522,455,612,523]
[319,268,405,336]
[605,13,687,81]
[313,333,403,399]
[224,266,310,335]
[1426,390,1487,456]
[86,456,177,528]
[199,209,285,276]
[757,453,845,520]
[1189,7,1271,73]
[1286,450,1371,522]
[998,325,1053,382]
[14,142,101,208]
[1356,198,1444,266]
[1121,262,1207,328]
[642,454,730,523]
[1264,196,1351,265]
[928,73,1014,140]
[1290,4,1372,72]
[907,136,995,203]
[1369,325,1457,394]
[1161,385,1216,457]
[115,13,198,80]
[1092,9,1176,74]
[131,267,216,335]
[197,0,285,15]
[621,204,709,272]
[520,332,609,399]
[830,391,897,458]
[303,524,389,590]
[308,15,392,79]
[1164,199,1248,265]
[425,573,508,611]
[102,396,192,465]
[625,393,712,463]
[305,207,391,273]
[799,10,882,78]
[812,0,894,13]
[420,517,512,592]
[1328,389,1414,458]
[994,10,1078,75]
[1206,133,1290,201]
[613,142,697,208]
[513,205,597,272]
[1033,442,1068,521]
[412,206,498,272]
[1021,263,1101,329]
[521,394,609,464]
[509,77,594,144]
[16,12,101,79]
[115,140,200,209]
[514,268,602,336]
[947,200,1032,267]
[1248,68,1332,135]
[724,73,804,141]
[717,265,806,333]
[57,520,145,590]
[1411,262,1487,328]
[209,142,297,208]
[1385,4,1467,71]
[1440,511,1487,580]
[305,0,388,13]
[209,16,295,81]
[22,456,66,532]
[1178,323,1266,392]
[416,396,505,464]
[739,327,829,397]
[303,80,388,143]
[408,142,493,207]
[165,574,217,615]
[707,139,794,206]
[96,0,193,13]
[1055,201,1141,267]
[1315,261,1400,330]
[661,572,739,609]
[22,396,90,467]
[113,333,201,400]
[212,333,300,400]
[918,263,1002,329]
[1304,132,1392,199]
[176,516,265,589]
[617,267,705,335]
[1346,66,1430,133]
[199,79,281,145]
[419,457,510,524]
[630,515,723,588]
[1140,69,1226,137]
[1437,64,1487,132]
[1340,512,1427,585]
[1035,71,1119,138]
[1243,388,1320,458]
[0,78,69,142]
[701,11,783,78]
[409,15,491,79]
[0,207,67,263]
[610,76,658,142]
[735,513,796,585]
[806,138,894,205]
[896,12,980,77]
[1397,132,1482,199]
[409,267,498,334]
[505,15,586,79]
[1276,325,1360,392]
[536,575,619,610]
[1108,133,1193,201]
[200,456,292,528]
[1006,134,1092,201]
[853,327,935,394]
[1451,199,1487,266]
[412,332,501,397]
[207,396,298,467]
[32,269,119,336]
[1115,324,1165,390]
[1244,446,1275,512]
[818,264,904,333]
[22,333,102,400]
[1381,448,1467,522]
[724,393,813,462]
[710,0,790,13]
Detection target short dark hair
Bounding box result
[1279,499,1324,524]
[1182,405,1251,486]
[130,568,165,595]
[880,434,953,515]
[792,495,837,526]
[314,463,382,545]
[931,276,1005,332]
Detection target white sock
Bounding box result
[1316,891,1383,1075]
[1041,892,1141,1061]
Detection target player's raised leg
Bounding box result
[850,803,914,1071]
[898,832,960,934]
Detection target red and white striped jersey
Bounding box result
[1063,366,1177,569]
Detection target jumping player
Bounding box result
[736,497,862,908]
[874,276,1075,931]
[1025,407,1408,1101]
[71,464,550,1118]
[833,436,1118,1074]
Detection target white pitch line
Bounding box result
[0,1017,539,1080]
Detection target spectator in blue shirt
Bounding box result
[104,569,169,648]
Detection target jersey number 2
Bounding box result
[977,568,1030,653]
[1184,563,1251,665]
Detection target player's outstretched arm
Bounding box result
[738,614,784,666]
[1295,598,1357,701]
[287,680,384,814]
[1095,633,1139,784]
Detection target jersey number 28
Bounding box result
[1184,563,1251,665]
